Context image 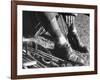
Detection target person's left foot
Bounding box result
[65,45,85,65]
[68,52,85,65]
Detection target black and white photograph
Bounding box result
[11,1,97,79]
[22,11,89,69]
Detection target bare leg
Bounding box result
[37,12,85,65]
[62,13,88,53]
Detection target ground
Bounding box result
[75,14,90,66]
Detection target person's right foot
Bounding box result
[78,46,88,53]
